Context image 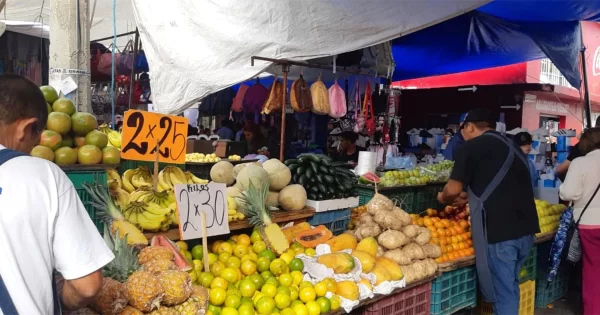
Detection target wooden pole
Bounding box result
[128,29,140,109]
[279,65,290,161]
[153,139,159,189]
[201,212,210,272]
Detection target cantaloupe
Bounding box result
[262,159,291,191]
[278,184,307,211]
[236,164,269,191]
[210,161,234,185]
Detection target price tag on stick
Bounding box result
[121,110,188,164]
[175,182,230,240]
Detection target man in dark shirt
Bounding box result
[437,108,539,315]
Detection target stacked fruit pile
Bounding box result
[536,199,567,234]
[228,155,242,161]
[411,205,474,264]
[32,86,121,165]
[186,153,222,163]
[371,161,454,187]
[347,192,441,284]
[286,154,357,201]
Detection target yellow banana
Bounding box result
[184,171,195,184]
[169,166,188,184]
[167,168,186,186]
[145,203,173,216]
[190,173,209,184]
[107,130,122,148]
[137,211,167,230]
[131,172,151,189]
[111,187,131,207]
[106,169,122,189]
[158,169,173,191]
[129,189,153,203]
[121,169,136,193]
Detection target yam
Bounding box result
[423,258,438,276]
[392,207,412,226]
[422,244,442,259]
[373,210,403,230]
[377,230,409,250]
[376,245,385,258]
[414,227,431,245]
[367,193,393,215]
[359,213,375,226]
[402,243,425,260]
[402,225,420,239]
[400,265,417,284]
[383,248,412,266]
[355,224,381,241]
[410,261,427,281]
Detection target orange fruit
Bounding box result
[423,217,433,227]
[431,231,439,238]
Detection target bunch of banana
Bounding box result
[121,200,174,232]
[106,169,123,189]
[184,171,209,185]
[129,187,175,208]
[122,167,153,193]
[227,196,245,222]
[99,124,122,148]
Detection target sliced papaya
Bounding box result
[295,225,333,248]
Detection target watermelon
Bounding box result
[360,172,380,184]
[150,235,192,271]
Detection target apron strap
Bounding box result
[477,132,524,202]
[483,132,529,170]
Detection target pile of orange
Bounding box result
[410,214,475,264]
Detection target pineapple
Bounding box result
[157,270,192,305]
[238,182,289,255]
[65,308,99,315]
[138,247,174,265]
[125,271,165,312]
[92,228,137,315]
[142,259,177,274]
[148,307,177,315]
[83,182,147,246]
[173,285,208,314]
[120,306,143,315]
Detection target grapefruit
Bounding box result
[40,86,58,104]
[85,130,108,149]
[102,146,121,164]
[74,136,86,147]
[47,103,52,114]
[52,98,76,116]
[30,145,54,162]
[46,112,72,135]
[54,147,77,165]
[39,130,63,151]
[78,145,102,165]
[71,112,98,136]
[60,135,74,148]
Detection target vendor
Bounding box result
[335,131,361,166]
[436,108,539,315]
[443,112,467,161]
[243,122,269,156]
[514,131,539,186]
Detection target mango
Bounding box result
[336,281,359,300]
[356,237,378,257]
[372,264,391,285]
[317,252,355,274]
[358,278,373,291]
[351,250,376,273]
[375,257,404,281]
[326,233,357,252]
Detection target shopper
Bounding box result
[443,112,467,161]
[437,108,539,315]
[216,119,234,140]
[556,117,600,180]
[514,131,539,186]
[0,74,114,313]
[335,131,361,166]
[559,127,600,315]
[243,122,269,156]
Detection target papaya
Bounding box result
[295,225,333,248]
[372,264,391,285]
[336,281,359,300]
[282,222,311,244]
[356,237,378,257]
[375,257,404,281]
[351,250,376,273]
[358,278,373,291]
[317,252,355,274]
[326,233,357,252]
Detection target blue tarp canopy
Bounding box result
[391,0,600,88]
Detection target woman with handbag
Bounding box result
[559,127,600,315]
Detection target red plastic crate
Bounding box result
[361,281,432,315]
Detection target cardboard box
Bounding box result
[305,197,359,213]
[186,140,214,154]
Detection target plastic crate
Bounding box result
[361,281,431,315]
[478,280,536,315]
[413,185,444,212]
[519,245,537,283]
[430,266,477,315]
[65,168,108,232]
[307,208,350,236]
[357,185,376,206]
[356,185,419,213]
[535,242,570,307]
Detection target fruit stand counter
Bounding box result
[356,183,445,214]
[144,206,316,241]
[325,273,440,315]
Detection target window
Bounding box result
[539,58,573,88]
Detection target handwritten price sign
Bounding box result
[175,182,230,240]
[121,110,188,164]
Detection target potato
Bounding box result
[414,227,431,245]
[423,258,438,276]
[355,224,382,241]
[402,225,420,239]
[422,244,442,259]
[383,248,412,265]
[410,260,428,281]
[367,193,394,215]
[377,245,385,257]
[377,230,409,250]
[360,213,375,226]
[373,210,402,230]
[400,265,417,284]
[393,207,412,226]
[402,243,425,260]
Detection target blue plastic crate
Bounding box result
[556,136,569,152]
[307,209,350,236]
[431,266,477,315]
[557,152,569,163]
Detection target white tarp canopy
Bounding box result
[132,0,488,114]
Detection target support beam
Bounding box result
[0,0,6,14]
[50,0,91,113]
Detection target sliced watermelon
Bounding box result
[360,172,380,184]
[150,236,192,272]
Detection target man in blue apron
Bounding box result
[437,108,540,315]
[0,74,114,314]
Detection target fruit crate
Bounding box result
[519,245,537,283]
[356,185,419,213]
[430,266,477,315]
[307,208,351,236]
[534,242,570,307]
[64,167,108,232]
[413,184,444,212]
[478,280,536,315]
[361,281,431,315]
[119,159,185,175]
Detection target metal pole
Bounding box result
[581,23,593,128]
[280,65,290,161]
[128,29,139,109]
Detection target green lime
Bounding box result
[289,258,304,272]
[192,245,204,260]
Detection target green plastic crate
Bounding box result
[535,242,570,307]
[519,245,537,283]
[356,185,434,214]
[430,266,477,315]
[413,184,444,212]
[64,167,108,232]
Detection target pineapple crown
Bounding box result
[102,226,140,282]
[83,182,125,222]
[238,181,272,228]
